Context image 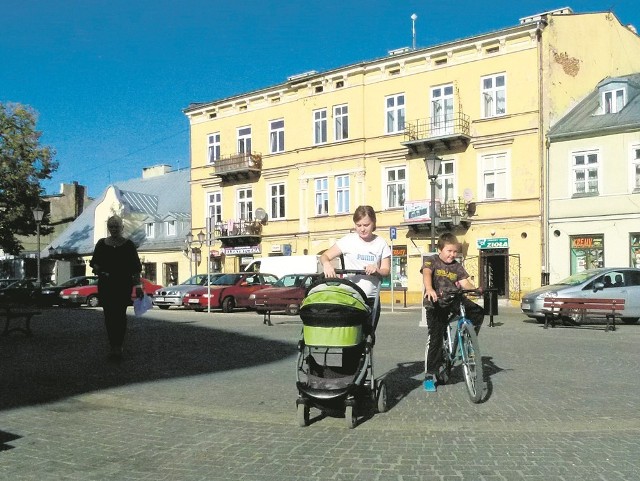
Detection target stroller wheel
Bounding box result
[345,405,357,429]
[297,403,310,427]
[376,381,388,414]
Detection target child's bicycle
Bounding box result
[438,288,484,403]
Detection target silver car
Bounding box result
[520,267,640,324]
[153,273,224,309]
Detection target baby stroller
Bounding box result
[295,272,388,428]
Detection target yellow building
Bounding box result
[184,8,640,306]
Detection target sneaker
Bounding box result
[423,374,436,392]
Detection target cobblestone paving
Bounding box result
[1,305,638,480]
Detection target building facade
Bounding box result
[46,166,192,286]
[547,73,640,282]
[184,8,640,305]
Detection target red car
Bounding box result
[248,273,322,315]
[59,278,162,307]
[182,272,278,312]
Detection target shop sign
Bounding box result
[477,237,509,249]
[222,245,261,255]
[403,199,441,223]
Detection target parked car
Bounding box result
[153,273,225,309]
[248,273,322,315]
[520,267,640,324]
[39,276,98,306]
[59,278,162,307]
[0,278,40,304]
[183,272,279,312]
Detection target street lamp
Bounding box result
[424,153,443,253]
[32,206,44,285]
[185,231,205,277]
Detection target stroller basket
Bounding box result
[299,279,371,347]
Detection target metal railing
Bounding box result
[213,152,262,176]
[403,113,470,143]
[212,219,262,238]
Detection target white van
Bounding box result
[244,255,322,279]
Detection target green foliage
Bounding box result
[0,103,58,255]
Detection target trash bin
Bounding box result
[483,289,498,316]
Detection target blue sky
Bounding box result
[2,0,638,198]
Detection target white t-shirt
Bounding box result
[336,233,391,298]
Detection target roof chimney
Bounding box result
[142,164,172,179]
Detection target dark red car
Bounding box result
[59,278,162,307]
[182,272,278,312]
[248,273,322,315]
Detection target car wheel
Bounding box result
[222,297,235,313]
[621,317,639,324]
[285,304,300,316]
[87,295,100,308]
[158,305,170,310]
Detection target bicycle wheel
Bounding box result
[460,322,484,403]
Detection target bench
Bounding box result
[542,297,625,332]
[0,304,41,337]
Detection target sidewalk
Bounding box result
[1,305,639,480]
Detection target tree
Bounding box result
[0,103,58,255]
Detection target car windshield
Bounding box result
[212,274,243,285]
[554,269,609,286]
[59,277,84,288]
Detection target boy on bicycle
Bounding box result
[421,233,484,391]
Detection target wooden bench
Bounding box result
[542,297,625,332]
[0,304,41,337]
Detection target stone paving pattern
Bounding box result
[1,303,638,480]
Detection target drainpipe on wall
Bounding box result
[537,21,549,285]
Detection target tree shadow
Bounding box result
[0,308,297,411]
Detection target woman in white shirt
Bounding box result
[320,205,391,324]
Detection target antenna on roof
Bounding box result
[411,13,418,50]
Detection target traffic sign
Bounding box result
[390,227,397,240]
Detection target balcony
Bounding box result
[211,152,262,182]
[213,219,263,247]
[401,113,471,155]
[400,198,476,235]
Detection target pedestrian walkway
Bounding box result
[1,305,639,480]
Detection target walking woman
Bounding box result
[90,215,142,360]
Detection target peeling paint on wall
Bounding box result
[553,51,580,77]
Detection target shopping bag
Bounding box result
[133,294,153,317]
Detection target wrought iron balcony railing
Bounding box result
[402,113,471,154]
[212,152,262,180]
[213,219,262,239]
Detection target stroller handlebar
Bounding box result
[334,269,367,275]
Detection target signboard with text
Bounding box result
[477,237,509,249]
[222,245,261,255]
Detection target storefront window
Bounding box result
[630,233,640,268]
[570,235,603,274]
[381,245,407,288]
[142,262,157,283]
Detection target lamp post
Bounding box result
[185,231,206,277]
[32,206,44,285]
[411,13,417,50]
[424,153,443,253]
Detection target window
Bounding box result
[334,104,349,141]
[313,109,327,145]
[207,133,220,163]
[603,88,625,114]
[145,222,155,238]
[208,191,222,224]
[269,183,286,220]
[439,160,455,203]
[481,74,506,118]
[336,175,350,214]
[315,178,329,215]
[481,153,508,200]
[385,94,405,134]
[270,119,285,153]
[385,167,406,209]
[572,151,599,196]
[237,126,252,154]
[632,146,640,191]
[237,187,253,220]
[431,85,454,135]
[165,220,176,237]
